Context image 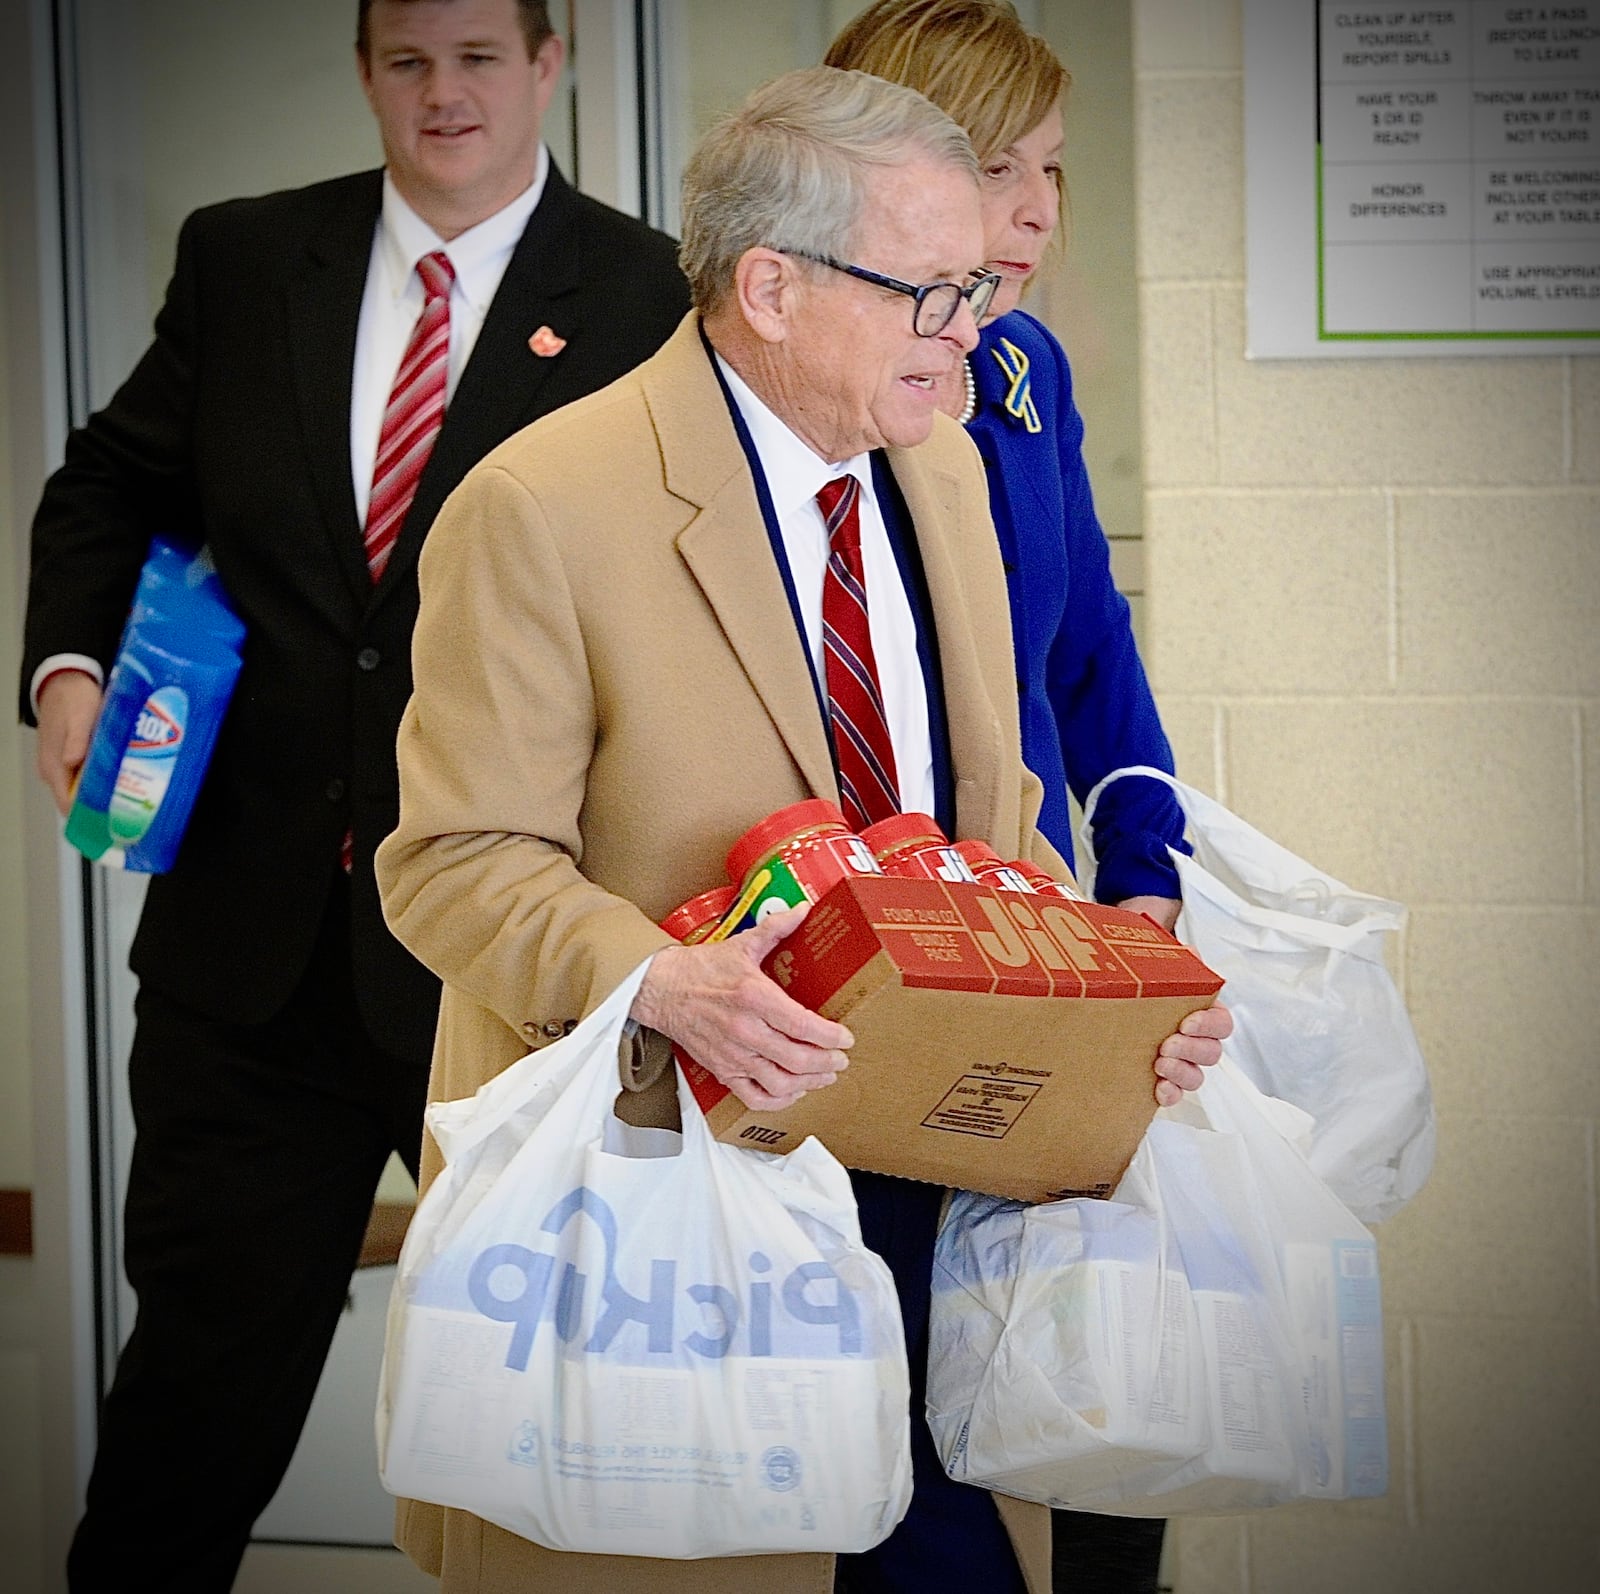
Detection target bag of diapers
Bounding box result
[927,1058,1387,1515]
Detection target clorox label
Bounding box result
[129,696,185,752]
[108,685,189,844]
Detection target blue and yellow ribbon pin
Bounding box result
[990,337,1041,434]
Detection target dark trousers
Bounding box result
[834,1173,1027,1594]
[1052,1511,1166,1592]
[66,877,431,1594]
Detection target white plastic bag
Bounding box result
[926,1059,1388,1515]
[377,959,913,1558]
[1079,765,1434,1222]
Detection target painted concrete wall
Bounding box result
[1133,2,1600,1588]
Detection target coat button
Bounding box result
[541,1021,565,1039]
[325,778,345,802]
[357,646,381,671]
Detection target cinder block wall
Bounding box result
[1131,3,1600,1590]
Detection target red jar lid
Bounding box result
[859,811,946,861]
[726,798,850,887]
[954,837,1005,872]
[1009,859,1055,887]
[659,884,739,943]
[1009,858,1077,896]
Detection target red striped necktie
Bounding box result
[817,474,901,831]
[364,249,455,582]
[342,250,453,873]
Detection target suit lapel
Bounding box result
[677,486,841,803]
[886,443,1003,845]
[285,172,382,614]
[373,166,588,607]
[645,321,839,802]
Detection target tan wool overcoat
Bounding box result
[376,311,1061,1594]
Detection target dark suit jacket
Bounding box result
[20,163,691,1065]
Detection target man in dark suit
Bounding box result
[19,2,689,1586]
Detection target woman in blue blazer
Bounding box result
[829,4,1194,1590]
[965,306,1187,916]
[828,0,1188,932]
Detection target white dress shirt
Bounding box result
[33,152,549,712]
[715,354,936,819]
[350,149,547,524]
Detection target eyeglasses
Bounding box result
[777,249,1001,336]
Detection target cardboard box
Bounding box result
[680,875,1223,1204]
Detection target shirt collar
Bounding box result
[377,145,548,315]
[713,352,872,519]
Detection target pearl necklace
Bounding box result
[956,356,977,424]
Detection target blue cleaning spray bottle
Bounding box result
[64,539,245,872]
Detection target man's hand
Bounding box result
[1152,1002,1232,1107]
[1114,891,1223,1106]
[632,905,854,1113]
[1118,894,1181,934]
[35,670,104,816]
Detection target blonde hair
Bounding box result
[825,0,1067,174]
[679,65,977,313]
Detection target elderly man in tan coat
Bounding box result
[378,63,1226,1594]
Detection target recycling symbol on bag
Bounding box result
[761,1445,803,1492]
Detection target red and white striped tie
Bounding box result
[342,251,453,873]
[364,250,455,582]
[817,474,901,831]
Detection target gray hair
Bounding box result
[679,65,978,313]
